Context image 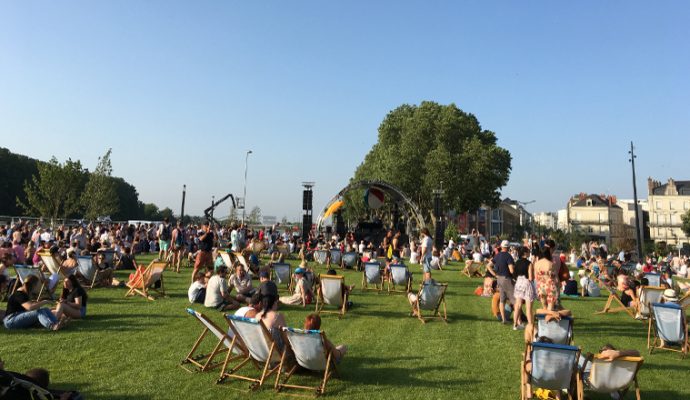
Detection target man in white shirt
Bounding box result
[204,266,239,311]
[419,228,433,279]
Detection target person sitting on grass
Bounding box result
[258,269,279,298]
[57,275,88,320]
[0,361,82,400]
[562,271,579,296]
[204,265,240,311]
[188,270,209,304]
[3,275,67,331]
[279,267,312,307]
[235,292,262,318]
[229,263,255,304]
[93,251,114,287]
[304,313,347,363]
[115,246,137,270]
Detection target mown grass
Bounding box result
[2,254,689,399]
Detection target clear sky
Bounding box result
[1,1,689,221]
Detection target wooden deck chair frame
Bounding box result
[316,274,348,318]
[635,286,665,319]
[180,308,242,372]
[594,284,636,319]
[534,314,574,345]
[275,327,339,396]
[218,315,283,390]
[462,260,483,278]
[680,292,690,310]
[580,353,643,400]
[412,281,448,324]
[124,260,168,300]
[38,250,72,279]
[270,262,293,292]
[76,255,105,290]
[387,263,412,294]
[11,265,48,300]
[361,261,383,291]
[520,342,582,400]
[341,251,358,270]
[647,302,689,358]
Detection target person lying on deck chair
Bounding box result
[304,313,347,363]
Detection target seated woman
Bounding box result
[279,268,312,306]
[115,246,137,270]
[617,275,638,309]
[235,292,262,318]
[3,275,66,331]
[58,275,88,319]
[304,313,347,363]
[93,251,115,287]
[256,294,287,350]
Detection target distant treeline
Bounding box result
[0,147,170,221]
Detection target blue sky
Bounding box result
[1,1,689,221]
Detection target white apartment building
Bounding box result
[566,194,625,247]
[648,178,690,246]
[534,212,557,230]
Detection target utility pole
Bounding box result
[180,184,186,225]
[629,141,643,261]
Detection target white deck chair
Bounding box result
[388,263,411,294]
[99,249,116,266]
[76,255,98,289]
[38,251,73,279]
[647,302,689,358]
[219,315,283,389]
[535,314,574,345]
[644,273,661,287]
[11,265,47,299]
[636,286,665,319]
[180,308,242,372]
[276,327,339,395]
[521,342,581,400]
[313,250,328,265]
[329,249,342,265]
[316,274,347,318]
[220,250,252,275]
[581,353,643,400]
[341,251,358,269]
[271,262,292,291]
[361,262,383,291]
[412,281,448,323]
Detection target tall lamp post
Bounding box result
[242,150,253,224]
[629,141,643,261]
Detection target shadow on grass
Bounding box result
[343,355,470,389]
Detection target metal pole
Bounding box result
[210,195,215,222]
[180,184,186,224]
[242,150,252,224]
[629,141,643,261]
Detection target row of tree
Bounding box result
[0,147,171,221]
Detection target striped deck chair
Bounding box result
[535,314,574,345]
[124,261,167,300]
[647,302,689,358]
[218,315,283,390]
[315,274,348,318]
[594,284,635,319]
[220,251,251,274]
[521,342,581,400]
[341,251,358,269]
[98,249,116,266]
[12,265,47,300]
[644,273,661,287]
[249,240,266,257]
[313,250,329,265]
[361,262,383,291]
[271,262,292,292]
[412,281,448,324]
[580,353,643,400]
[329,249,341,266]
[180,308,242,372]
[387,263,412,294]
[38,251,73,279]
[276,327,339,395]
[636,286,665,319]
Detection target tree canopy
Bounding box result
[349,101,512,223]
[82,149,119,220]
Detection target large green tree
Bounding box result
[17,156,86,219]
[349,101,512,224]
[81,149,119,220]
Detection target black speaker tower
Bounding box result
[302,182,315,241]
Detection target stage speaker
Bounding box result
[302,190,312,211]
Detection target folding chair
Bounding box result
[276,327,339,396]
[594,285,635,319]
[76,255,106,289]
[220,250,252,274]
[580,353,643,400]
[411,281,448,324]
[315,274,348,318]
[462,260,483,278]
[11,265,48,300]
[361,261,383,291]
[535,314,574,345]
[271,262,292,292]
[521,342,581,400]
[98,249,116,266]
[124,261,167,300]
[276,244,290,260]
[644,273,661,287]
[341,251,358,269]
[387,263,412,294]
[313,250,329,265]
[636,286,665,319]
[329,249,342,266]
[38,251,73,279]
[180,308,242,372]
[218,315,283,390]
[647,302,689,358]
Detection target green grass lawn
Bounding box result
[3,255,689,399]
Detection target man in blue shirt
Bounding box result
[486,240,516,326]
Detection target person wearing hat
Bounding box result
[662,288,680,304]
[486,240,517,326]
[279,267,312,307]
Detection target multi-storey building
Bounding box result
[566,193,625,247]
[648,178,690,246]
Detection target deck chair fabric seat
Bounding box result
[648,302,689,358]
[76,256,103,289]
[316,275,347,317]
[276,327,338,395]
[38,251,73,280]
[582,354,643,399]
[329,249,342,265]
[594,285,635,319]
[314,250,329,265]
[535,314,574,345]
[276,245,290,259]
[637,286,665,318]
[12,265,47,299]
[412,281,448,323]
[522,342,581,400]
[362,262,383,291]
[219,315,282,389]
[341,251,358,269]
[644,273,661,287]
[388,263,411,293]
[124,261,167,300]
[181,308,241,372]
[271,262,292,291]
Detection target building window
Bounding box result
[670,202,675,210]
[576,212,581,221]
[685,201,689,210]
[656,201,662,210]
[599,213,604,223]
[670,215,676,225]
[586,199,593,207]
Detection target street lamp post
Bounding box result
[629,142,643,261]
[242,150,253,224]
